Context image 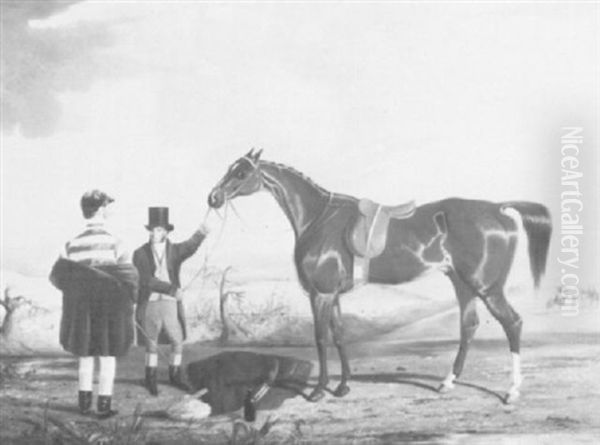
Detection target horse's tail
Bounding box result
[501,201,552,288]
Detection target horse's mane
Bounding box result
[258,159,357,203]
[260,160,329,194]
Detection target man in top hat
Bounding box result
[133,207,209,396]
[50,190,138,419]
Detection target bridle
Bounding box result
[221,155,263,202]
[221,155,334,238]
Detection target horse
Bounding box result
[207,149,552,404]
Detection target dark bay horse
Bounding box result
[208,149,552,404]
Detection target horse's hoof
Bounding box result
[307,388,326,402]
[504,390,520,404]
[333,384,350,398]
[437,382,454,393]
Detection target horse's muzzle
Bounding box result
[208,188,225,209]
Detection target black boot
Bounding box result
[244,390,256,422]
[78,390,92,415]
[97,395,118,420]
[145,366,159,396]
[169,365,191,392]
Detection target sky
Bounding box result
[1,1,598,287]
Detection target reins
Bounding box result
[181,205,227,292]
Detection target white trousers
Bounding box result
[145,352,182,367]
[78,356,116,396]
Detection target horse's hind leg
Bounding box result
[481,287,523,404]
[439,271,480,393]
[330,299,351,397]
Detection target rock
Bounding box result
[0,291,62,355]
[187,351,312,415]
[166,395,212,421]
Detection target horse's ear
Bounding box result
[246,147,255,157]
[253,148,263,161]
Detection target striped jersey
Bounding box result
[62,218,129,265]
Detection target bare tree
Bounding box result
[0,287,28,337]
[218,267,249,344]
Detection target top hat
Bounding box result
[146,207,174,231]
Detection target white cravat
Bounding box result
[152,241,166,259]
[149,242,175,301]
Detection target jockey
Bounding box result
[50,190,138,419]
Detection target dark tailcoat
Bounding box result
[132,231,205,346]
[49,259,139,357]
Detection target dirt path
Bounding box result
[1,332,599,444]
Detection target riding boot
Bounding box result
[97,395,118,420]
[169,365,191,392]
[145,366,159,396]
[244,389,256,422]
[78,390,92,415]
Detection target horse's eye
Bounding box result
[236,170,247,180]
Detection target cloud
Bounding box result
[0,1,116,138]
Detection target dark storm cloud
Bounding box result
[1,1,116,138]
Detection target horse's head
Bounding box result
[208,148,264,209]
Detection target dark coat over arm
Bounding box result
[49,259,139,357]
[133,230,206,346]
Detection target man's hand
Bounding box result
[199,210,221,235]
[198,222,211,235]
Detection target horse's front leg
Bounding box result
[308,293,334,402]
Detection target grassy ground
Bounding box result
[2,271,599,443]
[1,329,599,444]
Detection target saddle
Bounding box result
[350,198,416,259]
